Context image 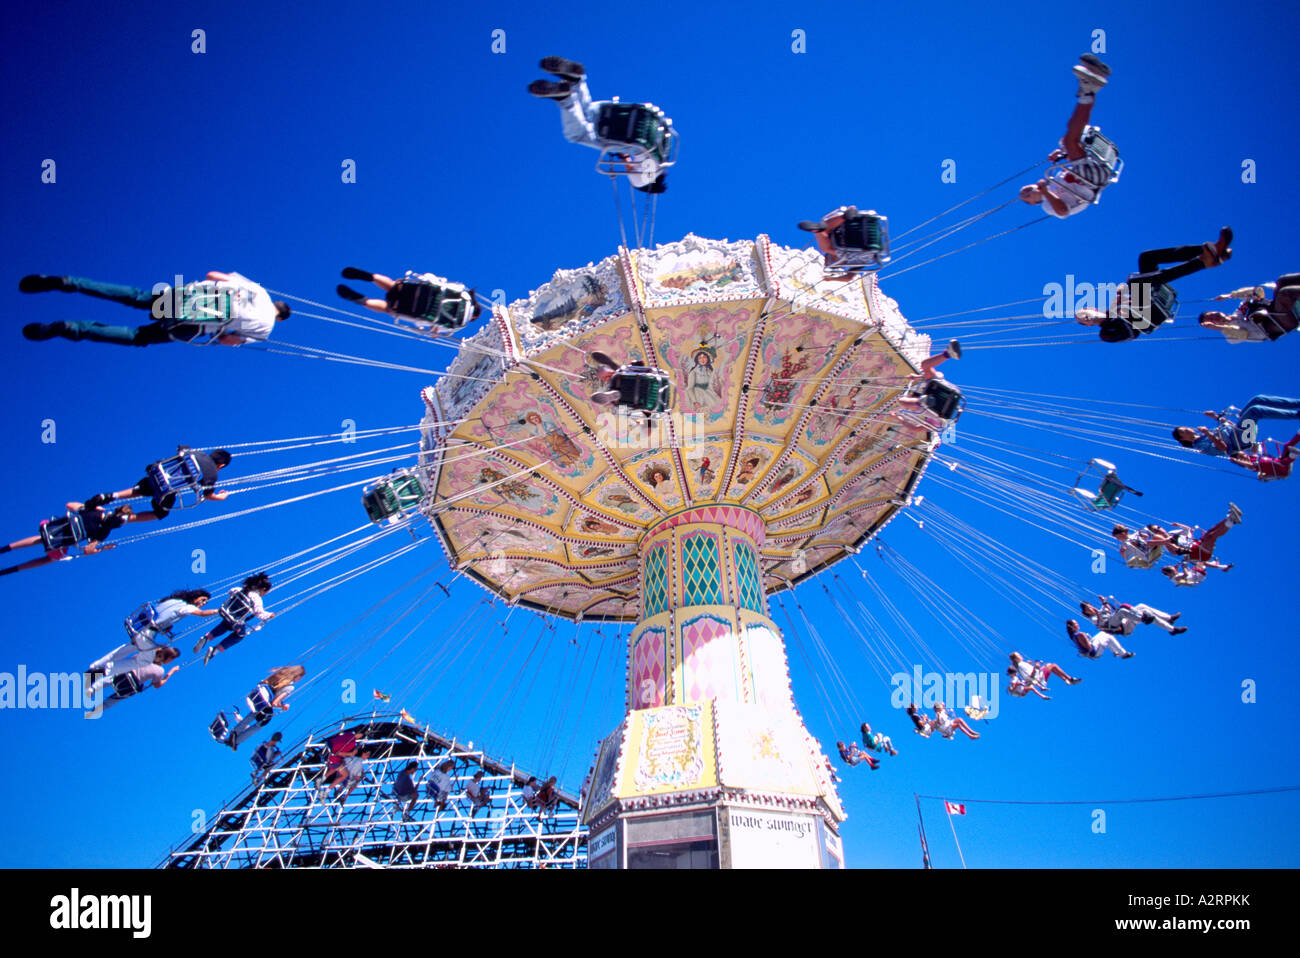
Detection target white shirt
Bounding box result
[1173,566,1207,587]
[216,272,278,341]
[152,598,199,631]
[428,769,452,795]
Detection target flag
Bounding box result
[372,689,391,702]
[944,801,966,816]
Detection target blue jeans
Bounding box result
[61,276,162,309]
[1239,395,1300,424]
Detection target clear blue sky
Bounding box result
[0,0,1296,868]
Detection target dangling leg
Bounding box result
[918,341,962,379]
[1097,632,1133,658]
[1041,663,1081,684]
[953,717,980,739]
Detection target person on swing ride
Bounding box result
[124,588,220,645]
[1198,272,1300,343]
[1073,228,1234,342]
[860,721,899,758]
[895,340,962,417]
[84,447,233,523]
[97,645,182,712]
[335,267,482,330]
[1018,54,1115,219]
[1066,618,1134,659]
[1161,504,1242,568]
[528,56,671,194]
[837,741,879,769]
[221,665,305,751]
[250,733,283,783]
[1006,651,1081,700]
[932,702,980,740]
[1230,430,1300,482]
[0,500,135,576]
[1161,559,1225,588]
[906,703,935,736]
[1080,596,1186,636]
[1109,523,1176,570]
[797,205,889,275]
[1172,395,1300,463]
[194,573,276,664]
[20,270,290,346]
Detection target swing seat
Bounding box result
[594,102,678,173]
[110,671,143,698]
[1072,458,1133,510]
[145,451,206,509]
[362,469,427,524]
[123,602,164,648]
[1124,277,1179,331]
[898,380,965,431]
[608,366,674,415]
[1079,126,1122,183]
[218,590,262,637]
[247,683,276,726]
[40,512,87,552]
[386,275,475,331]
[824,211,891,276]
[209,712,230,743]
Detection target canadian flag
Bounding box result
[944,801,966,816]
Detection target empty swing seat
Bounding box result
[610,366,674,415]
[1072,458,1133,509]
[209,712,230,743]
[40,512,87,552]
[362,470,427,524]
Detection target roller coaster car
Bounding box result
[824,210,891,276]
[218,590,263,638]
[40,511,87,553]
[362,470,427,525]
[144,449,207,509]
[1072,458,1140,510]
[593,102,678,174]
[123,602,164,650]
[1123,276,1179,331]
[897,379,965,431]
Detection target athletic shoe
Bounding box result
[1066,676,1083,685]
[1228,502,1243,524]
[203,647,216,665]
[528,79,573,100]
[798,220,825,232]
[591,390,621,405]
[1072,64,1108,90]
[21,322,63,341]
[1078,54,1111,78]
[336,284,366,303]
[18,274,66,293]
[193,637,208,653]
[1169,612,1182,623]
[1121,652,1136,659]
[590,351,620,370]
[539,56,585,81]
[1170,626,1188,636]
[946,339,962,359]
[341,267,374,281]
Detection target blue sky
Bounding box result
[0,0,1297,868]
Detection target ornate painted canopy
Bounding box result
[418,234,939,621]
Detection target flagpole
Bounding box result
[944,802,968,869]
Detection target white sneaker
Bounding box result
[1073,64,1108,91]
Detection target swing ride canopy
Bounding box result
[418,233,940,621]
